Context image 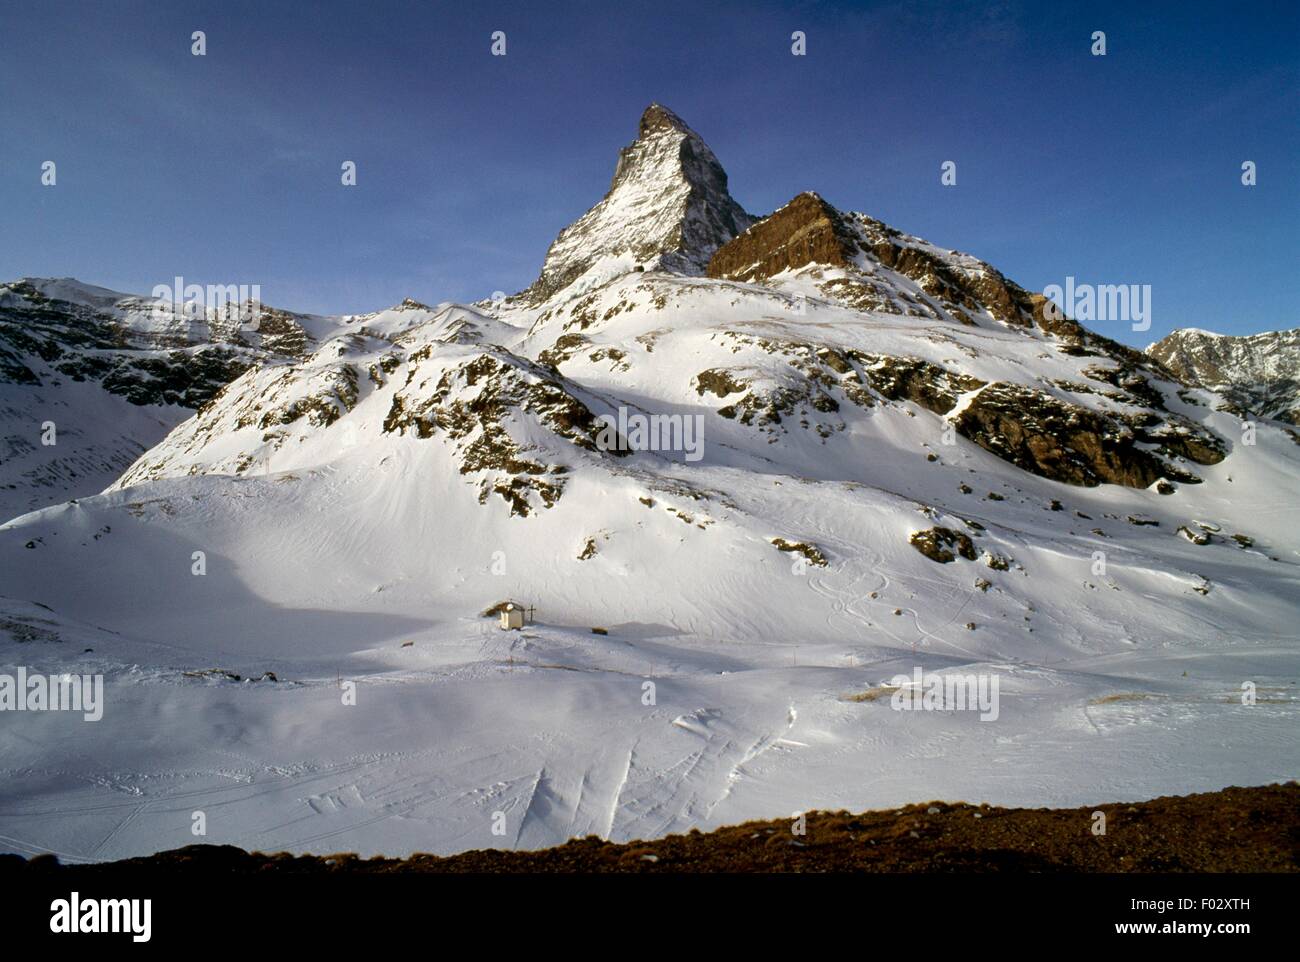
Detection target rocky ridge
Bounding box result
[1148,327,1300,425]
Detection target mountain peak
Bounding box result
[394,297,433,312]
[522,105,754,303]
[639,102,691,136]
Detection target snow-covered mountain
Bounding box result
[1,105,1296,863]
[1148,327,1300,425]
[521,103,754,303]
[0,277,344,520]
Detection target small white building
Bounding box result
[499,603,524,630]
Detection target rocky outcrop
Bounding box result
[707,192,858,282]
[954,383,1222,488]
[910,526,978,563]
[857,355,985,415]
[770,538,829,567]
[382,349,622,516]
[691,336,994,441]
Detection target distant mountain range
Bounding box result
[1147,327,1300,426]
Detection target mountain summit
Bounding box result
[522,104,754,302]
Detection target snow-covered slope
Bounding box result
[1,106,1296,863]
[1148,327,1300,425]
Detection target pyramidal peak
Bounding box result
[638,102,692,136]
[522,104,754,303]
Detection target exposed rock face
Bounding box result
[522,104,754,303]
[956,384,1157,487]
[1148,327,1300,424]
[954,383,1222,488]
[3,281,249,407]
[706,192,857,282]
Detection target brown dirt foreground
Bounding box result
[7,783,1297,875]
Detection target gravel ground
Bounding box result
[6,782,1296,874]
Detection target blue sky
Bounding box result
[1,0,1295,345]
